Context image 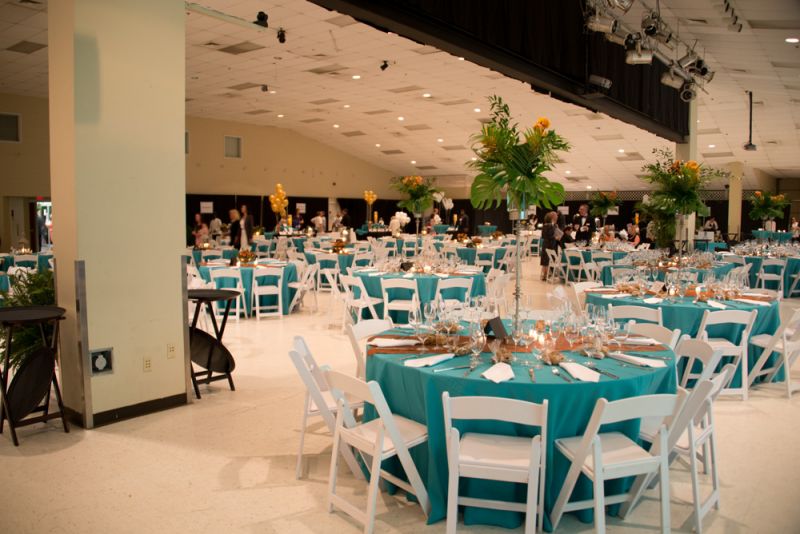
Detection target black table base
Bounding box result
[187,290,239,399]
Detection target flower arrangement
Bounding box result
[468,95,569,212]
[390,175,440,214]
[268,183,289,219]
[237,249,256,264]
[394,211,411,228]
[749,191,788,221]
[491,230,504,240]
[589,191,621,219]
[331,239,347,254]
[641,149,726,216]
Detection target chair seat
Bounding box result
[347,415,428,455]
[556,431,652,476]
[706,338,742,355]
[386,301,417,311]
[309,392,364,414]
[459,432,538,471]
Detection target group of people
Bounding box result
[191,205,254,250]
[539,203,644,280]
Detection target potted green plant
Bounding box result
[1,269,56,368]
[468,95,570,332]
[390,175,440,234]
[749,191,788,231]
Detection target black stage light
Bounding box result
[380,60,389,71]
[277,28,286,43]
[254,11,268,28]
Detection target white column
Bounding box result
[727,162,743,240]
[675,100,698,250]
[49,0,187,425]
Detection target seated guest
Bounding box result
[629,225,641,247]
[703,216,719,232]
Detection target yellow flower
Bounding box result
[685,160,699,171]
[536,117,550,130]
[755,191,762,197]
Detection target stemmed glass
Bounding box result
[469,325,486,369]
[408,307,423,345]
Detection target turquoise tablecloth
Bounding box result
[366,326,677,530]
[198,262,297,315]
[0,254,53,272]
[694,241,727,252]
[191,248,238,265]
[353,271,486,321]
[442,247,506,271]
[304,251,363,274]
[600,262,736,286]
[477,225,497,236]
[585,293,781,387]
[727,256,800,297]
[752,230,792,243]
[433,225,452,234]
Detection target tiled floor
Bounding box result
[1,258,800,533]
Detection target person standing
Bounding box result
[340,208,351,229]
[228,209,241,249]
[240,204,254,250]
[208,212,222,242]
[540,211,562,280]
[457,209,470,234]
[311,211,325,234]
[572,204,594,241]
[192,213,209,247]
[431,207,442,226]
[331,212,342,231]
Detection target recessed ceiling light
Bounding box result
[565,170,572,174]
[269,90,276,94]
[696,119,700,123]
[333,124,340,128]
[437,138,444,143]
[351,75,361,80]
[708,144,716,148]
[375,143,381,147]
[411,160,417,164]
[397,116,405,121]
[618,148,625,153]
[343,104,350,108]
[473,107,481,113]
[277,114,284,118]
[586,185,593,189]
[458,57,465,61]
[422,93,432,98]
[786,37,799,44]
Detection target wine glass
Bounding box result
[408,307,422,344]
[469,326,486,368]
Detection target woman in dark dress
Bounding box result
[540,211,562,280]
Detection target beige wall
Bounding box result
[0,93,51,197]
[185,116,396,198]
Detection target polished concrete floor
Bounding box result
[2,259,800,533]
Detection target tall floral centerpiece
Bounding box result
[749,191,788,232]
[640,149,726,251]
[363,190,378,225]
[468,95,570,333]
[390,175,439,235]
[589,191,621,228]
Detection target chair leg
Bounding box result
[592,473,606,534]
[446,433,460,534]
[295,396,310,480]
[364,440,384,534]
[659,435,671,534]
[524,466,540,534]
[688,434,703,534]
[327,426,342,513]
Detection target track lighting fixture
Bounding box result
[604,32,627,47]
[254,11,268,28]
[642,11,659,36]
[380,60,389,71]
[260,84,269,92]
[680,82,696,102]
[277,28,286,43]
[660,70,684,90]
[586,13,618,34]
[607,0,635,13]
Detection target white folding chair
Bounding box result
[352,251,374,269]
[749,308,800,397]
[316,253,340,293]
[442,393,547,534]
[550,394,678,533]
[629,323,681,350]
[485,272,511,315]
[674,338,724,389]
[12,254,37,268]
[287,262,319,313]
[289,337,363,480]
[697,309,757,400]
[610,267,637,284]
[252,266,283,319]
[568,281,602,312]
[564,249,598,282]
[721,254,745,266]
[545,249,567,283]
[208,268,246,321]
[346,318,393,379]
[402,239,418,259]
[435,277,473,309]
[325,370,430,533]
[755,258,786,297]
[340,274,382,323]
[380,278,420,324]
[273,236,289,260]
[201,249,224,262]
[475,250,495,272]
[608,304,663,326]
[496,247,517,273]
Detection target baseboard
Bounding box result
[92,393,186,427]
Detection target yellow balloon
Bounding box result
[276,183,283,189]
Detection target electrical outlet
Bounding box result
[143,357,152,372]
[166,343,176,359]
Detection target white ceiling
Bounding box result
[0,0,798,191]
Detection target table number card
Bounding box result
[649,281,664,294]
[484,317,510,341]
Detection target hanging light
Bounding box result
[680,82,696,102]
[626,42,653,65]
[660,69,684,90]
[586,13,618,34]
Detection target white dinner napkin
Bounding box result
[368,271,386,277]
[592,288,621,293]
[602,293,629,299]
[404,353,454,368]
[435,273,449,278]
[402,273,414,278]
[370,338,420,348]
[623,336,659,346]
[741,292,768,297]
[608,352,666,368]
[481,362,515,383]
[560,362,600,382]
[733,298,770,307]
[706,300,727,309]
[643,297,663,304]
[358,267,377,272]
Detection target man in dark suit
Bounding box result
[457,209,470,234]
[340,208,352,229]
[572,204,594,241]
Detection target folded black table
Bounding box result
[187,289,239,399]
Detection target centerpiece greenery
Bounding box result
[467,95,570,333]
[390,175,439,234]
[589,191,621,226]
[1,269,56,369]
[749,191,788,222]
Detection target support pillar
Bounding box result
[676,100,698,251]
[48,0,187,427]
[727,162,744,241]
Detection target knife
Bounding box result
[433,364,470,373]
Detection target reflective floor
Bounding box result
[1,258,800,533]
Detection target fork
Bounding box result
[552,368,572,383]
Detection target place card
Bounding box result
[648,281,664,293]
[484,317,510,341]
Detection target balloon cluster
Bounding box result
[363,190,377,205]
[269,183,289,217]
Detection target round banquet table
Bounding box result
[600,262,736,286]
[722,255,800,297]
[476,225,497,236]
[0,254,54,273]
[752,230,792,243]
[365,324,677,530]
[694,241,727,252]
[197,261,297,315]
[353,270,486,321]
[585,292,781,387]
[190,248,238,265]
[303,250,362,274]
[443,246,506,270]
